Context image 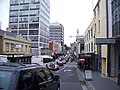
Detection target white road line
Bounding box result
[55,66,66,73]
[81,85,88,90]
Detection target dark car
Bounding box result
[0,62,60,90]
[46,62,59,71]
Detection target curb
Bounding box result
[77,68,96,90]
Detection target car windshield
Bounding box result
[0,71,12,90]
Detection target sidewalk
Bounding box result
[79,69,120,90]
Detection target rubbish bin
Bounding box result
[117,73,120,85]
[84,69,92,81]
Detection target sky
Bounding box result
[0,0,98,46]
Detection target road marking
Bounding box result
[81,85,88,90]
[64,69,72,72]
[55,66,66,73]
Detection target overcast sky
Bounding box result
[0,0,98,46]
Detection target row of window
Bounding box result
[84,28,93,41]
[10,10,39,17]
[85,42,94,53]
[9,17,39,23]
[9,23,39,29]
[31,43,48,48]
[10,0,40,5]
[5,42,30,52]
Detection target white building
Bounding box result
[50,22,64,52]
[84,20,94,53]
[9,0,50,56]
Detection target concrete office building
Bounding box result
[9,0,50,56]
[107,0,120,77]
[50,23,64,52]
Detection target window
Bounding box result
[6,42,9,52]
[19,30,28,35]
[32,43,38,48]
[94,10,96,18]
[19,70,33,90]
[29,36,38,41]
[0,71,13,90]
[29,30,39,35]
[35,69,46,83]
[19,18,28,23]
[9,24,18,29]
[19,24,28,29]
[91,42,93,52]
[12,31,17,35]
[43,68,53,81]
[11,43,14,52]
[91,28,93,37]
[25,45,27,52]
[29,17,39,22]
[29,23,39,29]
[98,20,100,33]
[98,5,100,15]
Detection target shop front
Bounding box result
[78,53,96,71]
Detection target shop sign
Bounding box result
[95,38,116,44]
[14,44,22,48]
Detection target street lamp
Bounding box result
[39,46,43,56]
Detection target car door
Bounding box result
[17,70,34,90]
[34,68,49,90]
[43,68,58,90]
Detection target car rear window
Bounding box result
[0,71,12,90]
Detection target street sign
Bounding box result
[95,38,116,44]
[85,70,92,80]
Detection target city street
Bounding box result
[53,62,88,90]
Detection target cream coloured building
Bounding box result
[93,0,108,76]
[0,29,32,62]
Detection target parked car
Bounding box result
[0,62,60,90]
[77,59,85,69]
[46,62,59,71]
[56,60,64,66]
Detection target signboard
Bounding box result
[95,38,116,44]
[85,70,92,80]
[14,44,22,48]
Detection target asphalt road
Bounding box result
[54,62,88,90]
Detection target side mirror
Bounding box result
[54,75,60,80]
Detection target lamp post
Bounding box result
[39,46,43,56]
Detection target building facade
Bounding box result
[49,41,60,55]
[9,0,50,56]
[0,29,32,62]
[107,0,120,77]
[93,0,108,76]
[84,21,94,53]
[50,22,64,52]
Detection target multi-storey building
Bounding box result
[84,21,94,53]
[0,29,32,63]
[93,0,108,76]
[50,22,64,52]
[49,41,60,55]
[107,0,120,77]
[9,0,50,56]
